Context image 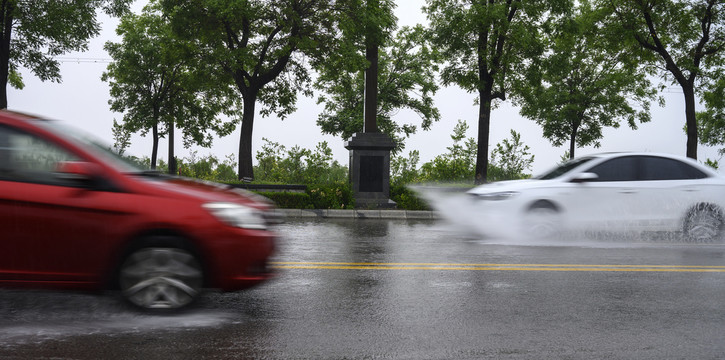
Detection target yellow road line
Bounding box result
[270,261,725,273]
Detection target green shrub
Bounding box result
[390,184,430,211]
[307,183,354,209]
[254,183,353,209]
[254,138,348,184]
[255,192,311,209]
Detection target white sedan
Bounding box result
[466,152,725,241]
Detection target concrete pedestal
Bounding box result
[345,132,396,209]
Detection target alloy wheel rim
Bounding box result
[119,248,202,309]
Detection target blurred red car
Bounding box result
[0,111,276,310]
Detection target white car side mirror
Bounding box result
[571,172,599,183]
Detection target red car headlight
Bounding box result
[203,202,267,230]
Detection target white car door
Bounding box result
[634,156,714,231]
[563,156,642,231]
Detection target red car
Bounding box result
[0,111,276,310]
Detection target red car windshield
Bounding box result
[33,118,145,174]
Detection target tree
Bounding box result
[516,0,660,159]
[103,3,237,172]
[604,0,725,160]
[314,1,440,152]
[160,0,335,180]
[697,75,725,155]
[111,118,131,155]
[424,0,571,184]
[419,119,477,182]
[315,24,441,153]
[490,129,534,180]
[0,0,131,109]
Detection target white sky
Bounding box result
[6,0,721,175]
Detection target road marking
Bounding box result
[271,261,725,273]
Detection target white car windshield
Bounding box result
[535,156,595,180]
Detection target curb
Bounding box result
[278,209,439,220]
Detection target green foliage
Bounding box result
[254,138,348,185]
[391,150,421,186]
[315,23,441,153]
[490,130,535,181]
[122,155,167,171]
[112,119,131,156]
[255,183,353,210]
[418,120,477,183]
[160,0,337,180]
[390,184,430,211]
[559,151,572,165]
[704,159,720,170]
[602,0,725,158]
[103,2,238,170]
[306,183,354,209]
[177,152,238,182]
[515,0,659,159]
[254,192,311,209]
[424,0,571,182]
[123,152,236,182]
[0,0,132,108]
[697,76,725,155]
[391,120,532,185]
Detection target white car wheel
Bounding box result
[684,204,723,243]
[523,203,561,239]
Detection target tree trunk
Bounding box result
[569,121,579,159]
[683,84,698,160]
[0,3,14,109]
[151,123,159,170]
[168,118,176,175]
[475,96,492,184]
[238,92,257,181]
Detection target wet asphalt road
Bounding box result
[1,218,725,359]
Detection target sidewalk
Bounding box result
[278,208,440,220]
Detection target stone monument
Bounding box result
[345,132,396,209]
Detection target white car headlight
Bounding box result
[471,191,520,201]
[203,202,267,230]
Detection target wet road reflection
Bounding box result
[1,218,724,359]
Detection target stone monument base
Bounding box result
[345,132,397,209]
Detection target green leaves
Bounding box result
[490,130,534,180]
[424,0,570,183]
[0,0,132,107]
[315,21,441,153]
[392,120,532,184]
[102,2,239,168]
[603,0,725,158]
[697,75,725,155]
[159,0,336,179]
[514,1,659,158]
[253,138,348,184]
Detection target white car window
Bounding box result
[586,156,638,182]
[640,156,707,180]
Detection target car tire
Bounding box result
[523,201,561,239]
[118,247,203,310]
[683,203,724,243]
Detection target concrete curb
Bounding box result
[279,209,439,220]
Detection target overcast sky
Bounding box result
[6,0,721,175]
